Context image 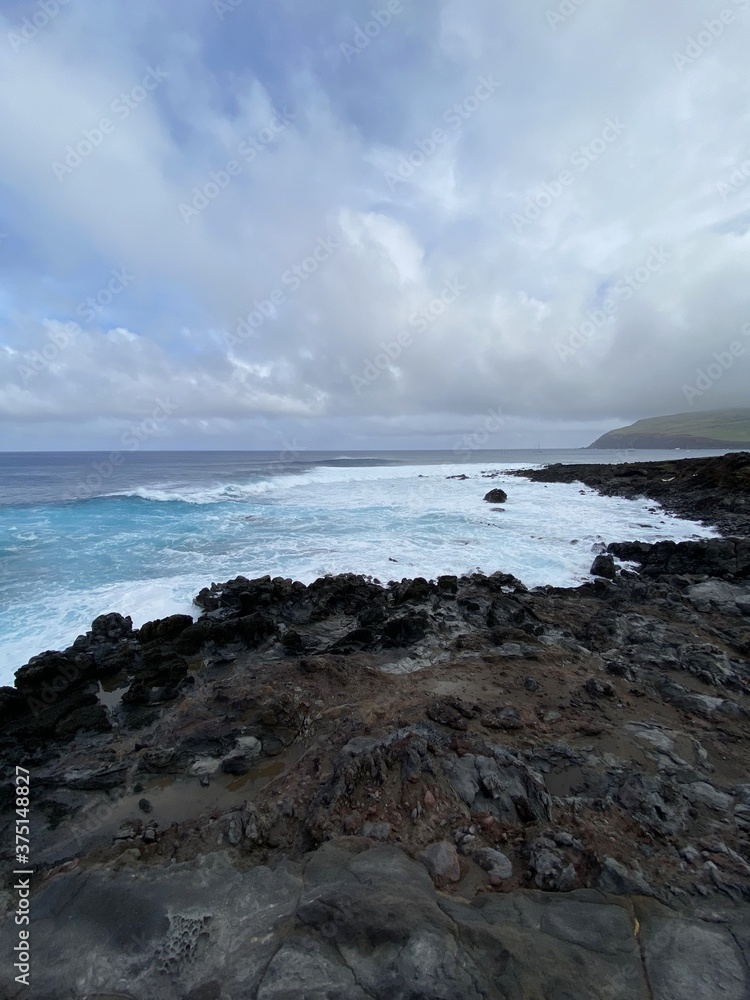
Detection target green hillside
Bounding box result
[589,409,750,449]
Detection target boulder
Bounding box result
[419,841,461,883]
[474,847,514,882]
[591,554,617,579]
[221,736,262,775]
[483,488,508,503]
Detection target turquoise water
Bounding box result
[0,449,725,680]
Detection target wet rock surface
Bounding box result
[1,454,750,997]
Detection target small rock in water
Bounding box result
[138,798,152,814]
[483,488,508,503]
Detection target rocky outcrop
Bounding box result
[609,537,750,580]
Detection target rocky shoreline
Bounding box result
[1,454,749,998]
[506,449,750,537]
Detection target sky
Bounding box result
[0,0,749,452]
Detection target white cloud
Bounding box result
[1,0,749,448]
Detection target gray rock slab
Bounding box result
[439,890,650,1000]
[0,852,301,1000]
[2,844,748,999]
[638,906,750,1000]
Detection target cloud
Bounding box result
[1,0,749,448]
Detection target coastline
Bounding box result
[1,452,749,997]
[1,449,721,678]
[506,450,750,537]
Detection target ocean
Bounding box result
[0,448,728,683]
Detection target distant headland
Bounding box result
[589,408,750,449]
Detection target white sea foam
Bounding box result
[105,462,540,504]
[1,578,198,680]
[0,465,716,681]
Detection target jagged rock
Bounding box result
[485,706,524,730]
[137,613,194,644]
[380,612,428,647]
[528,839,566,890]
[598,857,654,897]
[221,736,262,775]
[90,612,134,641]
[609,538,750,581]
[684,782,733,813]
[591,553,617,579]
[583,677,617,698]
[443,749,551,824]
[137,746,181,774]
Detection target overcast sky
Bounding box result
[0,0,748,451]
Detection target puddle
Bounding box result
[544,766,588,798]
[43,739,311,865]
[226,758,286,792]
[97,679,130,710]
